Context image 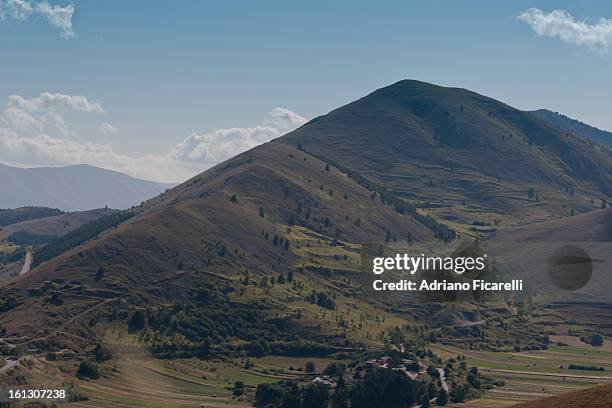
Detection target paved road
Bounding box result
[19,249,32,276]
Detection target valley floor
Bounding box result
[431,337,612,407]
[7,334,604,407]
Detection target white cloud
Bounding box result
[35,1,74,38]
[172,108,307,167]
[0,127,200,183]
[519,8,612,54]
[99,122,118,136]
[2,106,42,130]
[2,92,103,138]
[2,0,34,20]
[8,92,103,114]
[0,98,307,183]
[0,0,75,38]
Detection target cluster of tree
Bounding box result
[76,360,100,379]
[90,342,113,362]
[0,295,20,313]
[139,278,321,359]
[272,235,291,250]
[0,207,63,227]
[567,364,605,372]
[255,367,435,408]
[8,230,56,246]
[413,213,456,242]
[0,247,26,263]
[580,333,604,347]
[435,325,488,342]
[306,291,336,310]
[233,381,246,396]
[32,210,133,268]
[242,341,335,358]
[255,380,348,408]
[443,357,504,403]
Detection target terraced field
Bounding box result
[76,356,250,407]
[431,338,612,407]
[57,329,346,408]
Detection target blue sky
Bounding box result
[1,0,611,182]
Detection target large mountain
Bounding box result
[1,80,611,347]
[282,80,611,222]
[530,109,612,148]
[0,163,170,211]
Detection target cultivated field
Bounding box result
[431,337,612,407]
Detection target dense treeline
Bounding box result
[0,247,26,263]
[255,357,500,408]
[8,230,56,246]
[140,279,323,359]
[255,368,423,408]
[413,213,455,242]
[0,295,20,313]
[32,210,132,267]
[0,207,63,227]
[568,364,605,372]
[306,291,336,310]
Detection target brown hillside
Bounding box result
[495,208,612,242]
[511,382,612,408]
[281,80,612,223]
[0,142,432,340]
[0,208,116,242]
[2,80,612,350]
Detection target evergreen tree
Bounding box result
[94,267,105,281]
[332,376,348,408]
[303,384,329,408]
[527,187,535,200]
[436,389,448,406]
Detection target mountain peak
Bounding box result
[281,80,612,214]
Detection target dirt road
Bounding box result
[19,249,32,276]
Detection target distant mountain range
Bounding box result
[0,163,170,211]
[530,109,612,148]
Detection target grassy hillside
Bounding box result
[1,80,612,406]
[281,80,612,225]
[0,208,116,242]
[511,382,612,408]
[495,208,612,242]
[530,109,612,148]
[0,207,63,227]
[0,208,119,286]
[0,141,434,347]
